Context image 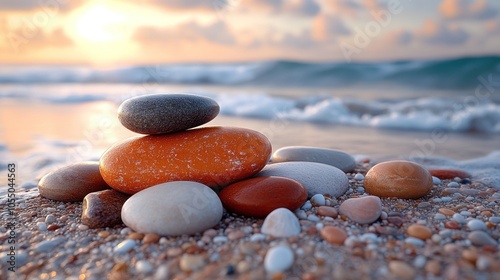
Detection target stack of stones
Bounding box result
[37,93,444,239]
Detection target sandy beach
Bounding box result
[1,163,500,279]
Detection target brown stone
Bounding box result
[143,233,161,244]
[438,208,455,216]
[428,169,470,179]
[320,226,347,245]
[81,189,130,229]
[317,206,338,218]
[364,161,433,199]
[407,224,432,240]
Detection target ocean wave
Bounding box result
[1,56,499,89]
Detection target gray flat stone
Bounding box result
[118,93,219,134]
[272,146,356,172]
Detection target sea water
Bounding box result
[1,56,500,199]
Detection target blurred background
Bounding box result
[1,0,500,189]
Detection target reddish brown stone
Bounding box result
[428,169,470,179]
[219,176,307,218]
[364,161,433,199]
[81,189,130,229]
[320,226,347,245]
[317,206,338,218]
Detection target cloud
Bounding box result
[440,0,498,20]
[485,20,500,34]
[240,0,320,16]
[134,20,235,46]
[322,0,360,16]
[0,0,84,11]
[362,0,380,10]
[4,27,72,53]
[149,0,214,11]
[417,20,468,45]
[312,14,350,41]
[387,29,413,45]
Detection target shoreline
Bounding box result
[1,164,499,279]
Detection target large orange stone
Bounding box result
[219,176,308,218]
[364,160,433,199]
[99,127,272,194]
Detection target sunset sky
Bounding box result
[1,0,499,65]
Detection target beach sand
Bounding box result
[1,165,500,279]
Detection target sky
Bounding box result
[0,0,499,65]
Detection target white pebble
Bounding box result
[37,222,47,231]
[488,216,500,224]
[357,187,365,193]
[432,198,442,203]
[45,214,56,224]
[213,236,228,243]
[413,255,426,268]
[295,210,307,220]
[264,245,294,273]
[434,213,446,220]
[250,233,266,242]
[476,256,491,271]
[45,207,56,213]
[465,196,474,201]
[135,260,153,274]
[154,265,169,279]
[492,193,500,199]
[453,213,466,224]
[315,223,324,231]
[311,194,326,206]
[467,219,486,231]
[307,214,320,222]
[432,176,441,185]
[454,177,461,182]
[360,233,378,243]
[301,201,312,211]
[460,211,471,216]
[262,208,301,237]
[447,182,459,188]
[78,224,89,231]
[354,173,364,181]
[441,196,452,202]
[405,237,425,247]
[114,239,136,254]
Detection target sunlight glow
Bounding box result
[73,3,128,43]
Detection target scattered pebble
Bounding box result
[467,219,487,231]
[320,226,347,245]
[179,254,206,272]
[114,239,136,254]
[311,194,326,206]
[467,231,497,246]
[264,245,294,273]
[261,208,301,237]
[339,196,382,224]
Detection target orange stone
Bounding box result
[428,169,470,179]
[100,127,272,194]
[317,206,338,218]
[364,160,433,199]
[219,176,307,218]
[320,226,347,245]
[407,224,432,240]
[438,208,455,216]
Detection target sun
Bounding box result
[73,2,128,43]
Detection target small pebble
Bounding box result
[468,231,497,246]
[434,213,446,220]
[250,233,266,242]
[467,219,487,231]
[114,239,136,254]
[135,260,153,274]
[307,214,320,222]
[45,214,56,224]
[432,176,441,185]
[264,245,294,273]
[389,260,416,280]
[447,182,460,188]
[339,196,382,224]
[311,194,326,206]
[301,201,312,211]
[453,213,466,224]
[405,237,425,247]
[488,216,500,224]
[317,206,338,218]
[213,236,229,243]
[320,226,347,245]
[354,173,364,180]
[179,254,206,272]
[438,208,455,216]
[262,208,301,237]
[460,211,472,216]
[441,197,452,202]
[407,224,432,240]
[143,233,161,244]
[37,222,47,231]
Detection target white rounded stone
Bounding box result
[257,162,349,198]
[262,208,301,237]
[467,219,487,231]
[311,194,326,206]
[264,245,294,273]
[121,181,223,236]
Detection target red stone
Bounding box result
[99,127,272,194]
[428,169,470,179]
[219,176,308,218]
